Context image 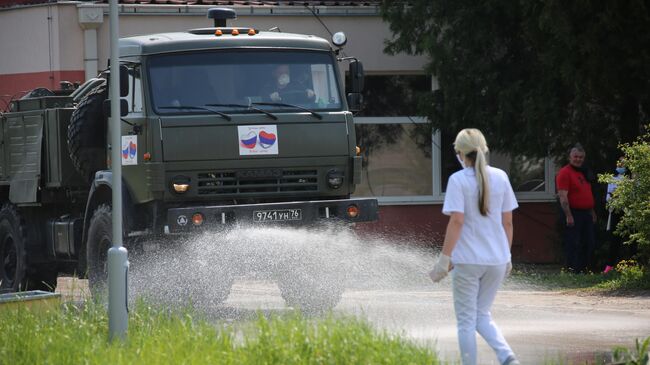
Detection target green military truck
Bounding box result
[0,8,377,310]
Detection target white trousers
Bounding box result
[451,264,515,365]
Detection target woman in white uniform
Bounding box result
[429,128,519,365]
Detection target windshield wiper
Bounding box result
[204,103,278,120]
[252,102,323,120]
[158,105,232,121]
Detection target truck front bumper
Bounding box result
[165,198,378,232]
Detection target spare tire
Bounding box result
[67,81,108,183]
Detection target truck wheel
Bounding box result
[183,274,234,308]
[67,81,107,183]
[86,204,112,296]
[210,275,234,305]
[277,261,344,315]
[0,204,28,292]
[129,239,234,308]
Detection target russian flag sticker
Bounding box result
[237,125,279,155]
[240,131,257,149]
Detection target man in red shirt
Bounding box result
[556,144,597,272]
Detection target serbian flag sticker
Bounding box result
[238,125,279,155]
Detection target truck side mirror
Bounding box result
[120,65,129,97]
[346,93,362,112]
[103,98,129,117]
[349,60,364,93]
[108,65,130,98]
[347,60,364,112]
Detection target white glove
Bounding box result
[429,254,451,283]
[270,92,281,101]
[505,261,512,278]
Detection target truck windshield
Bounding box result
[148,50,342,116]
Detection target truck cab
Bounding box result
[108,22,376,234]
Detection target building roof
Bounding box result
[0,0,381,9]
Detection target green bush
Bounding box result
[599,127,650,266]
[596,259,650,291]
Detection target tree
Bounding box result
[380,0,650,172]
[599,129,650,266]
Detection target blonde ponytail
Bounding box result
[453,128,491,216]
[475,146,490,215]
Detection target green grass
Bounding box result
[1,294,648,365]
[0,300,439,365]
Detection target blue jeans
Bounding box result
[562,209,596,272]
[452,264,515,365]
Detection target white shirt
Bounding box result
[442,166,518,265]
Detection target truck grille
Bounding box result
[197,169,318,195]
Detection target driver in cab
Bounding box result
[265,64,316,103]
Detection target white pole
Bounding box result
[108,0,128,341]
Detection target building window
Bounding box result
[349,74,430,117]
[351,74,433,203]
[351,75,555,204]
[435,130,555,201]
[354,123,432,197]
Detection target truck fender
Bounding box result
[78,170,135,275]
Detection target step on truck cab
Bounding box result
[0,8,377,312]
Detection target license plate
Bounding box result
[253,209,302,222]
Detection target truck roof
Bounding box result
[119,29,332,57]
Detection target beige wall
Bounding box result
[1,3,426,77]
[57,4,85,71]
[0,5,52,74]
[0,4,83,74]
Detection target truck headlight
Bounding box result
[173,183,189,193]
[171,176,191,194]
[327,169,344,189]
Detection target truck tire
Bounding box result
[164,274,233,308]
[187,269,234,307]
[86,204,112,296]
[132,241,234,308]
[0,206,58,292]
[0,204,28,292]
[277,260,344,315]
[67,81,108,183]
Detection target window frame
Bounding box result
[354,116,436,205]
